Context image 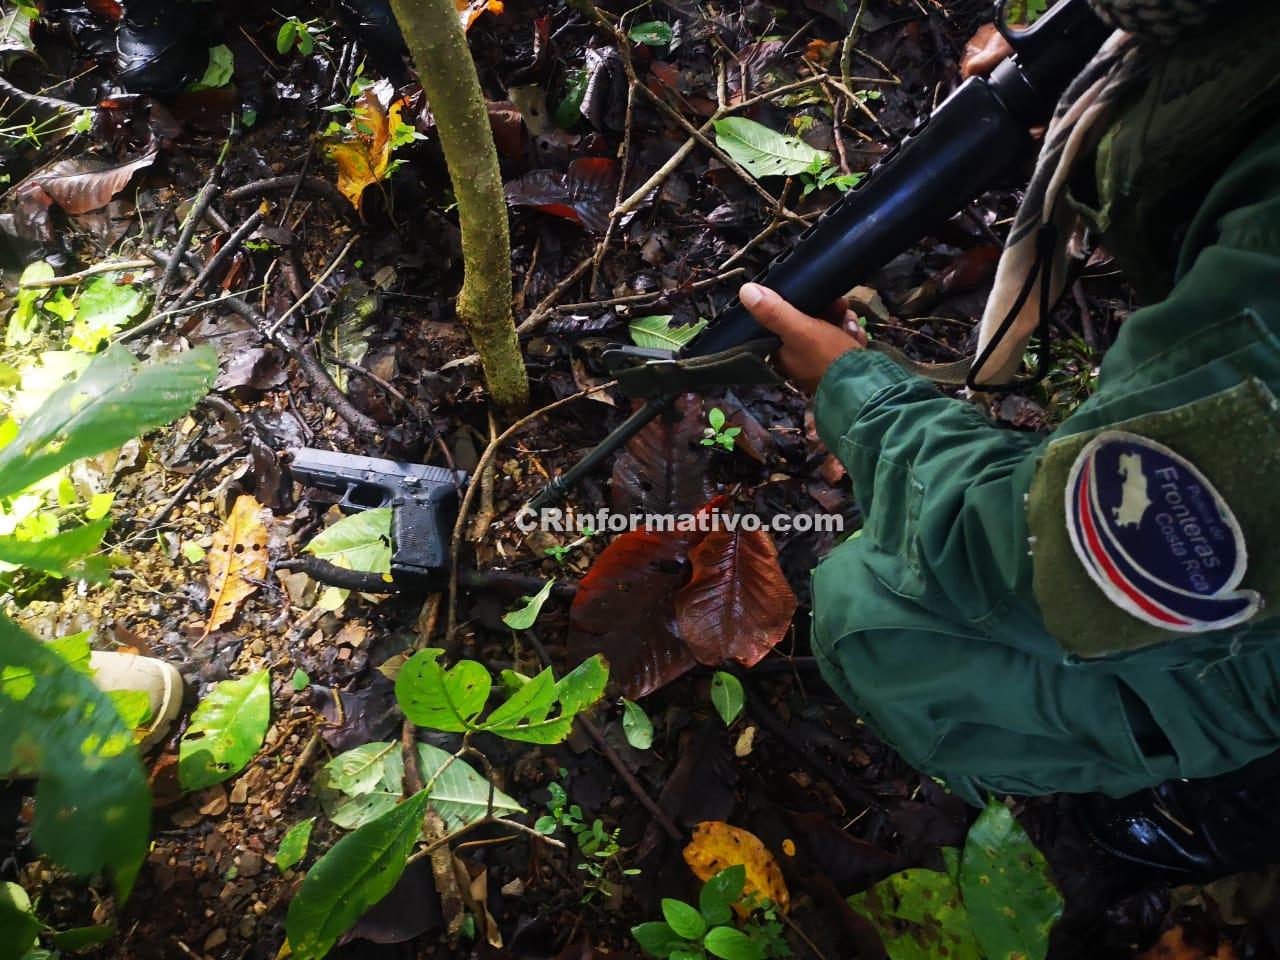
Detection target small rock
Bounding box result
[204,929,227,950]
[238,851,264,878]
[229,780,249,805]
[500,877,525,897]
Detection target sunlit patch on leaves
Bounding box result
[69,274,148,352]
[0,343,216,501]
[0,615,149,896]
[178,670,270,791]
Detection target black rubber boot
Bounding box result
[115,0,204,94]
[1077,751,1280,883]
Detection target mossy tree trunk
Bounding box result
[390,0,529,411]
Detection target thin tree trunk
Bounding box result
[390,0,530,411]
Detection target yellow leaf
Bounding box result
[203,495,269,636]
[324,92,404,214]
[683,821,790,916]
[455,0,503,31]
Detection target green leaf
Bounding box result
[276,20,297,54]
[628,21,673,46]
[0,882,39,960]
[0,343,216,501]
[109,689,152,731]
[629,315,708,350]
[703,926,765,960]
[5,263,54,347]
[700,865,746,927]
[632,921,685,958]
[710,672,744,726]
[554,68,589,130]
[418,742,524,829]
[286,789,430,960]
[959,802,1063,960]
[69,275,147,352]
[47,924,116,951]
[481,655,608,743]
[395,649,492,732]
[0,518,109,575]
[712,117,829,179]
[662,899,707,940]
[0,615,148,897]
[621,698,654,750]
[848,868,982,960]
[193,44,234,89]
[292,668,311,691]
[708,407,726,432]
[276,817,315,872]
[501,578,555,630]
[323,742,399,795]
[178,670,271,791]
[182,541,206,563]
[303,507,393,610]
[1,632,92,700]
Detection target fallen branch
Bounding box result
[172,208,268,311]
[19,259,155,289]
[219,294,383,439]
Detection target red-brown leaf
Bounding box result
[568,526,698,699]
[504,157,619,232]
[31,149,158,215]
[674,525,796,667]
[611,393,717,514]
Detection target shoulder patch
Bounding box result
[1065,431,1260,633]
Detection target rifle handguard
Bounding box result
[603,339,783,398]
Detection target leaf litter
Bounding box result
[0,0,1230,958]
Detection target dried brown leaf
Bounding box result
[203,494,269,636]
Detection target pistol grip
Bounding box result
[391,500,451,576]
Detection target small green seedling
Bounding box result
[536,781,640,901]
[632,865,791,959]
[544,524,598,565]
[276,15,328,56]
[702,408,742,452]
[801,154,865,197]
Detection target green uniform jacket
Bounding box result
[810,114,1280,804]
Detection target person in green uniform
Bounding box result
[736,0,1280,880]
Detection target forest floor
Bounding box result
[1,0,1274,958]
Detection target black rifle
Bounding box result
[285,447,466,578]
[528,0,1110,510]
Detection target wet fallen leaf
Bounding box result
[684,821,790,915]
[568,525,698,699]
[611,394,717,515]
[674,524,796,668]
[504,157,619,232]
[26,149,158,215]
[203,494,269,636]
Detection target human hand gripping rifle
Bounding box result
[528,0,1111,510]
[285,0,1110,582]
